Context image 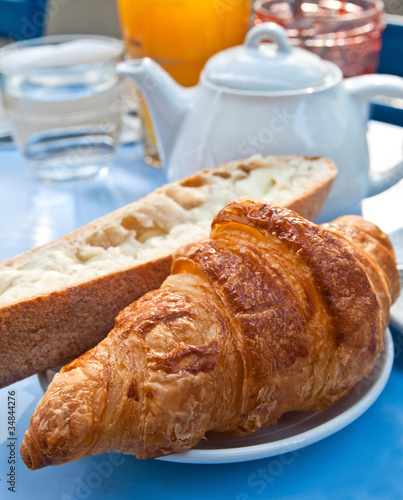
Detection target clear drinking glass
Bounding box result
[0,35,126,182]
[253,0,385,78]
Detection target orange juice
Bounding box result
[117,0,251,87]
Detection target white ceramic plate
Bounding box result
[158,329,394,464]
[389,228,403,333]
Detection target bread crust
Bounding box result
[0,256,171,387]
[0,155,337,387]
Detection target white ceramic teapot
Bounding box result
[117,23,403,221]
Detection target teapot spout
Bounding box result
[117,58,194,167]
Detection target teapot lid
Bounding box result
[203,23,330,92]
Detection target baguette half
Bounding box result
[0,155,336,387]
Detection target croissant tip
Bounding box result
[20,440,34,470]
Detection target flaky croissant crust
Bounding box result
[20,200,400,469]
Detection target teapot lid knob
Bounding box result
[245,22,292,55]
[202,22,336,92]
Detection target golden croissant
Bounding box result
[20,199,400,469]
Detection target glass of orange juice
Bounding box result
[116,0,251,167]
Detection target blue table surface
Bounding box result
[0,143,402,500]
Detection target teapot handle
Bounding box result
[244,22,292,54]
[344,74,403,197]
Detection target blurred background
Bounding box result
[37,0,403,38]
[1,0,401,134]
[35,0,403,37]
[0,0,401,43]
[45,0,121,38]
